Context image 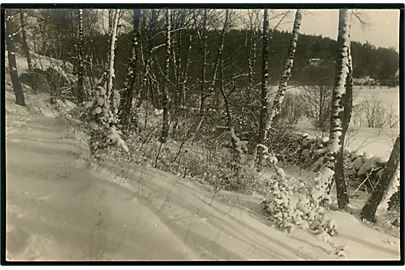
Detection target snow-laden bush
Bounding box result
[260,149,337,237]
[261,173,296,232]
[86,85,129,158]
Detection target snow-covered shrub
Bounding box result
[260,152,334,235]
[261,173,296,232]
[86,85,129,158]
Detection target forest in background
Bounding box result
[12,9,399,90]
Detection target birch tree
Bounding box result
[189,9,209,143]
[334,44,353,209]
[160,9,171,143]
[140,9,158,109]
[361,137,400,222]
[245,10,259,105]
[19,9,33,72]
[181,34,192,108]
[216,10,243,174]
[199,9,208,114]
[5,10,25,106]
[169,9,192,135]
[317,9,352,204]
[106,9,120,114]
[256,8,270,171]
[77,9,85,103]
[171,9,188,108]
[118,9,142,129]
[88,9,128,158]
[267,9,302,127]
[207,10,229,112]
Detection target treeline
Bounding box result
[13,9,398,90]
[45,30,401,88]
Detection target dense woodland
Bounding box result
[5,8,400,254]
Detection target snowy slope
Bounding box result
[5,100,400,261]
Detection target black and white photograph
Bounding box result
[1,2,403,263]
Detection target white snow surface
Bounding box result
[5,92,400,261]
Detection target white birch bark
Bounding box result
[267,9,302,128]
[317,9,352,203]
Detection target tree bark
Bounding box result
[311,9,353,205]
[160,9,171,143]
[334,43,353,209]
[77,9,85,103]
[181,35,192,107]
[205,10,229,113]
[246,13,257,104]
[199,9,208,114]
[267,9,302,127]
[6,11,25,106]
[361,137,400,222]
[317,9,352,203]
[19,10,33,72]
[141,9,157,109]
[106,9,120,113]
[256,8,270,171]
[118,9,142,128]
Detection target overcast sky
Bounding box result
[277,9,400,51]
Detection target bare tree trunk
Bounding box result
[19,9,33,72]
[6,11,25,106]
[361,137,400,222]
[318,9,352,203]
[172,10,187,109]
[220,73,242,176]
[140,9,157,109]
[181,35,192,107]
[267,9,302,127]
[190,10,209,143]
[246,17,257,102]
[160,9,171,143]
[208,10,229,112]
[174,23,182,109]
[170,10,188,136]
[334,44,353,209]
[244,10,258,132]
[199,9,208,114]
[106,9,120,113]
[77,9,85,103]
[256,8,270,171]
[118,9,142,128]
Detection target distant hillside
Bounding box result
[31,26,399,88]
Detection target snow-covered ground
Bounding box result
[285,85,399,118]
[4,52,400,261]
[282,84,400,159]
[295,117,398,160]
[5,91,400,261]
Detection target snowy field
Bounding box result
[285,85,399,117]
[353,86,399,117]
[287,84,400,159]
